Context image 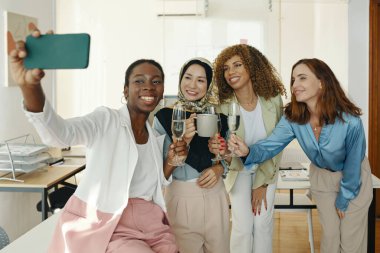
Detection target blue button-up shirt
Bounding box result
[244,114,366,211]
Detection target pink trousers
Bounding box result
[106,198,178,253]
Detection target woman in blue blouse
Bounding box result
[221,58,373,253]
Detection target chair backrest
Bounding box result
[36,185,77,213]
[0,226,10,249]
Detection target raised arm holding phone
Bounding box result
[9,29,186,253]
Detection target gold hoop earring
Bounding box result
[121,95,127,105]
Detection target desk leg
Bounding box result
[41,189,48,221]
[368,189,376,253]
[290,189,294,205]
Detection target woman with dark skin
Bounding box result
[9,29,187,253]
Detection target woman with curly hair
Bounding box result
[227,58,372,253]
[209,44,286,253]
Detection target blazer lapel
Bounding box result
[259,96,279,165]
[146,123,164,176]
[259,96,277,135]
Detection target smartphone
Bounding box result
[24,33,90,69]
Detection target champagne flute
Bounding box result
[227,102,241,157]
[169,103,186,166]
[211,113,224,162]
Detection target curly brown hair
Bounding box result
[284,58,362,125]
[213,44,286,103]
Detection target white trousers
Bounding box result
[229,171,277,253]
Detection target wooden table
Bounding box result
[0,158,85,221]
[62,145,86,158]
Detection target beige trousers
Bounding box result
[164,179,230,253]
[309,158,373,253]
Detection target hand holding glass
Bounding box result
[169,103,186,166]
[211,113,224,162]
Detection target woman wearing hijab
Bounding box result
[153,57,230,253]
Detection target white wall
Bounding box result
[280,0,348,103]
[55,0,281,118]
[55,0,165,117]
[348,0,369,142]
[56,0,370,153]
[0,0,54,241]
[56,0,361,124]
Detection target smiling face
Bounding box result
[223,55,251,91]
[180,64,208,101]
[124,62,164,114]
[291,63,322,108]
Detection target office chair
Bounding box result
[36,183,77,214]
[275,144,315,253]
[0,226,10,250]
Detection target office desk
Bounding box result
[275,166,380,253]
[275,169,316,209]
[62,145,86,158]
[0,213,59,253]
[0,158,85,221]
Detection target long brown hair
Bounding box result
[284,58,362,125]
[213,44,286,103]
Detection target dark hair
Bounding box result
[284,58,362,125]
[213,44,286,102]
[124,59,165,89]
[179,59,213,88]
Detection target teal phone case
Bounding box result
[24,33,90,69]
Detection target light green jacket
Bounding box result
[221,94,283,193]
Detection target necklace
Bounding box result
[313,126,321,133]
[239,96,257,106]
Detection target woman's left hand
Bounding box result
[336,207,345,219]
[251,185,268,215]
[197,164,223,189]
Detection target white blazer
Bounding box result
[24,100,170,213]
[24,101,173,252]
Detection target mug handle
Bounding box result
[193,116,198,134]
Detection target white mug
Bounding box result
[195,114,218,137]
